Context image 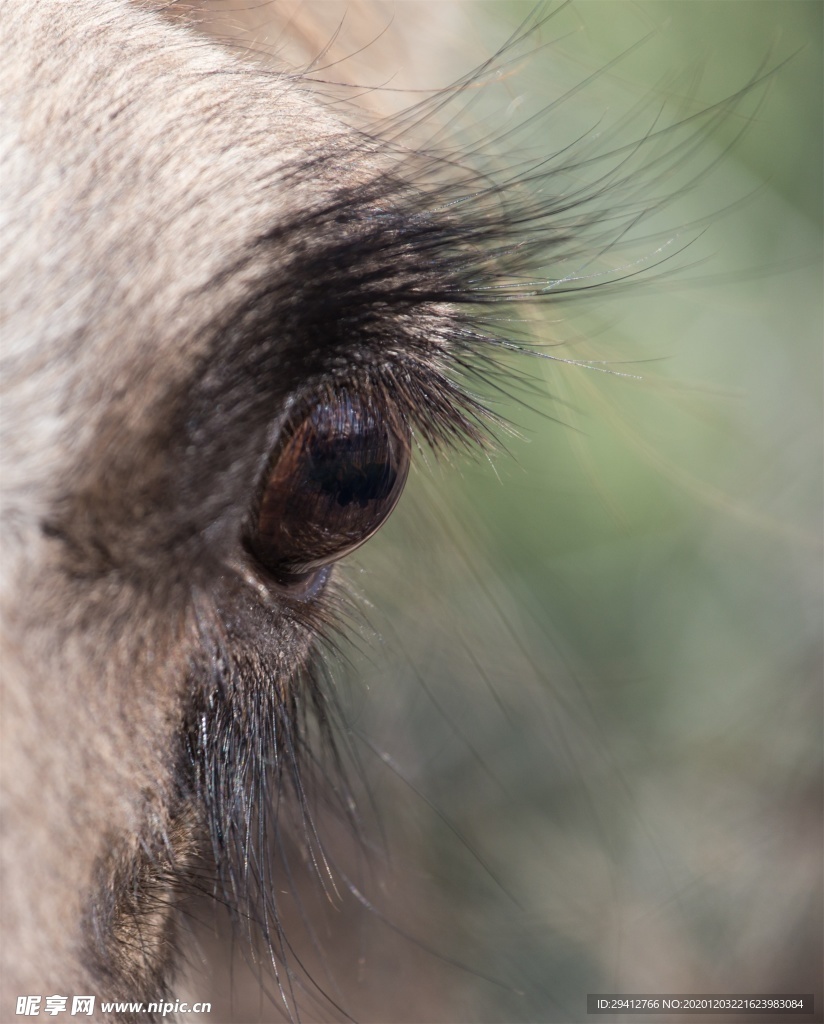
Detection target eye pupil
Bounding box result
[308,442,398,510]
[250,395,410,582]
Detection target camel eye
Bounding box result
[250,393,410,585]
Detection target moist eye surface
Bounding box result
[250,392,410,581]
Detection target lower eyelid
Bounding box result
[228,558,332,605]
[274,565,332,602]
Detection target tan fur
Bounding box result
[0,0,379,1008]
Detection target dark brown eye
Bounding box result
[249,394,410,585]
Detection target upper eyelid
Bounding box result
[176,160,507,483]
[188,271,452,435]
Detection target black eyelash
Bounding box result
[230,50,774,464]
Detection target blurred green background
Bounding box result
[341,3,822,1021]
[192,3,822,1020]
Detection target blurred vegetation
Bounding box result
[340,3,822,1021]
[190,3,821,1020]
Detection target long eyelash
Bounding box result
[240,48,776,458]
[180,14,778,1018]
